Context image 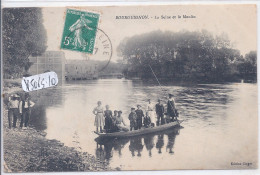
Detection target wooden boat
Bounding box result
[94,120,183,138]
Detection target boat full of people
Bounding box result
[93,94,183,138]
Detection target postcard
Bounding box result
[1,4,258,172]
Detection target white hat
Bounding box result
[13,94,19,98]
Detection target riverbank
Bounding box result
[125,76,257,85]
[2,86,114,172]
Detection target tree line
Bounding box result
[3,8,47,79]
[117,30,257,83]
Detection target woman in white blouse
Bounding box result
[93,101,105,133]
[147,99,156,126]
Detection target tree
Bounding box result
[118,30,242,83]
[237,51,257,81]
[3,8,47,78]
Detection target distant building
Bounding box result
[28,51,98,81]
[99,73,124,79]
[65,60,98,80]
[28,51,65,81]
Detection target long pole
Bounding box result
[148,64,180,124]
[148,65,165,94]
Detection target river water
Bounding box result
[29,79,258,170]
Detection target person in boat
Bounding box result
[93,101,105,133]
[128,107,137,131]
[135,105,144,129]
[155,99,165,126]
[115,111,129,132]
[104,105,113,133]
[167,94,178,122]
[111,110,119,132]
[143,111,151,128]
[113,110,118,121]
[147,99,155,127]
[164,104,171,123]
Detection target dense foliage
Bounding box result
[117,30,256,83]
[3,8,47,78]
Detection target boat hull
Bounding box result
[94,120,183,138]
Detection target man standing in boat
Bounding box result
[167,94,178,122]
[135,105,144,129]
[128,107,137,131]
[155,99,165,126]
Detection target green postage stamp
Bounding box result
[61,9,100,54]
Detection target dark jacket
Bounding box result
[135,109,144,120]
[155,103,164,117]
[104,110,113,131]
[143,116,151,127]
[167,99,176,117]
[128,112,137,127]
[21,99,31,112]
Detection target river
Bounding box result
[28,79,258,170]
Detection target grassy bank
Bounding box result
[2,87,113,172]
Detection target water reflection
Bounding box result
[95,127,181,163]
[27,87,63,130]
[156,134,164,154]
[129,137,143,157]
[166,130,177,154]
[144,134,154,157]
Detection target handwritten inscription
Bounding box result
[22,72,58,92]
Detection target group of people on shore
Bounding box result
[93,94,178,133]
[6,92,35,129]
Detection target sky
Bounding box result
[42,5,257,61]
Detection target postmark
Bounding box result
[61,9,100,54]
[83,28,113,72]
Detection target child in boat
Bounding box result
[128,107,137,131]
[104,105,113,133]
[135,105,144,129]
[115,111,129,132]
[143,111,151,128]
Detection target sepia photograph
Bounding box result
[1,4,258,172]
